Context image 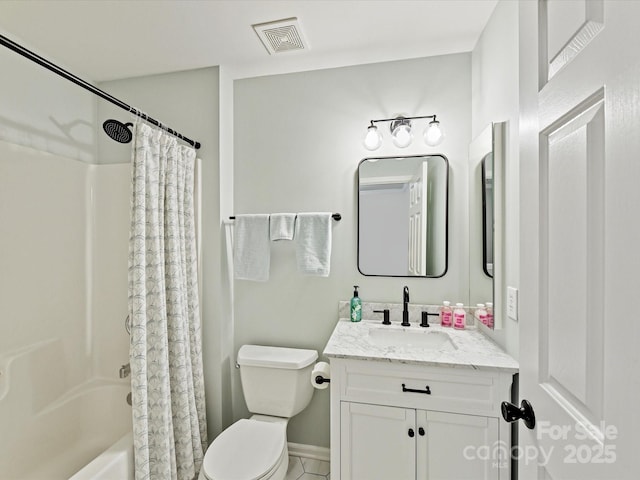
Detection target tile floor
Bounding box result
[284,455,331,480]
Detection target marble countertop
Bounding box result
[323,318,519,373]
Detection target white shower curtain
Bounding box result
[128,122,207,480]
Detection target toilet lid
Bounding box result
[203,419,286,480]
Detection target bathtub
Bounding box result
[70,431,134,480]
[0,355,132,480]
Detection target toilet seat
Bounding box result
[201,419,287,480]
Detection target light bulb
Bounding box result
[391,124,412,148]
[363,125,382,150]
[424,120,445,146]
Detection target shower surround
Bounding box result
[0,139,132,477]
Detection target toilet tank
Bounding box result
[237,345,318,418]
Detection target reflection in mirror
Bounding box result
[358,155,448,277]
[469,122,505,330]
[481,152,494,278]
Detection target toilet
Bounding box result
[199,344,319,480]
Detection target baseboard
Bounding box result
[287,442,330,462]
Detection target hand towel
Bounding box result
[295,212,332,276]
[233,214,270,281]
[270,213,296,241]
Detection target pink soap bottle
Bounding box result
[440,301,453,327]
[476,304,488,326]
[453,303,466,330]
[485,302,494,328]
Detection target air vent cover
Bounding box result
[252,17,308,55]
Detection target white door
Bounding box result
[340,402,415,480]
[518,1,640,478]
[408,161,428,276]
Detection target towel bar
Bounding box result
[229,213,341,221]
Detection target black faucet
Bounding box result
[402,286,410,326]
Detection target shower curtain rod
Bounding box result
[0,33,201,150]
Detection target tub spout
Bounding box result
[119,363,130,379]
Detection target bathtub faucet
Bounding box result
[119,363,131,379]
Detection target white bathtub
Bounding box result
[70,431,134,480]
[0,362,132,479]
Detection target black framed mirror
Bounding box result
[481,152,494,278]
[469,122,505,330]
[357,154,449,277]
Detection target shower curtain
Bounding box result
[128,122,207,480]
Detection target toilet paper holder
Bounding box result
[314,375,331,385]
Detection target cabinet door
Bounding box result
[341,402,415,480]
[416,410,500,480]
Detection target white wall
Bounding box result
[0,140,90,390]
[89,163,131,378]
[0,32,130,396]
[0,35,122,396]
[0,140,133,475]
[233,54,471,448]
[471,0,519,356]
[0,30,97,163]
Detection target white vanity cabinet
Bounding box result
[330,358,514,480]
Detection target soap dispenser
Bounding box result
[350,286,362,322]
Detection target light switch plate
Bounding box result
[507,286,518,321]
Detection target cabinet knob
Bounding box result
[408,428,415,438]
[418,427,425,436]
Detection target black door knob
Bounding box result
[418,427,425,436]
[501,399,536,429]
[408,428,415,438]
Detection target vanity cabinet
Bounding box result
[330,358,514,480]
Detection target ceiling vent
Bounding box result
[252,17,308,55]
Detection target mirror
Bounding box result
[482,152,494,277]
[469,122,505,329]
[357,155,449,277]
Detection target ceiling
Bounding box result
[0,0,497,82]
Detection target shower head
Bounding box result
[103,119,133,144]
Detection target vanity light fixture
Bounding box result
[362,114,445,150]
[390,117,412,148]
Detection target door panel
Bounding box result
[340,402,415,480]
[541,93,604,424]
[543,0,604,81]
[417,410,500,480]
[519,0,640,477]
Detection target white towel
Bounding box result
[270,213,296,241]
[295,212,332,276]
[233,214,271,281]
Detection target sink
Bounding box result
[368,328,457,351]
